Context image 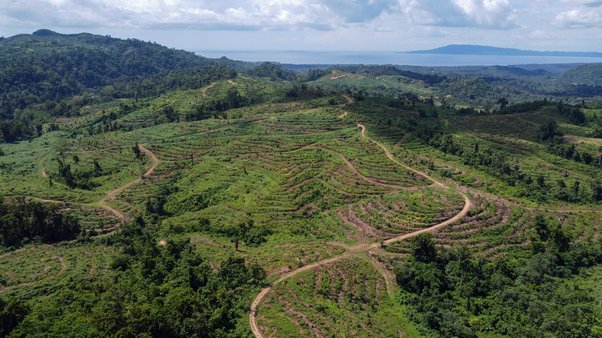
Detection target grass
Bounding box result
[2,93,463,336]
[384,191,532,260]
[0,130,147,203]
[116,76,280,125]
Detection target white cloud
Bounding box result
[398,0,516,28]
[555,7,602,28]
[0,0,400,31]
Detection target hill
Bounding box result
[0,29,242,142]
[561,63,602,86]
[408,44,602,58]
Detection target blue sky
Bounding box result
[0,0,601,51]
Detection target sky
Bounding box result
[0,0,601,52]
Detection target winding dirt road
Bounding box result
[291,145,421,190]
[97,144,160,224]
[0,147,160,293]
[249,124,472,338]
[201,82,218,97]
[357,124,445,189]
[102,145,159,202]
[25,144,160,231]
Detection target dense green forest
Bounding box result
[0,31,242,142]
[0,29,240,112]
[397,230,602,337]
[2,219,266,337]
[0,197,80,249]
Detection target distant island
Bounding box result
[407,44,602,58]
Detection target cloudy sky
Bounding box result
[0,0,601,51]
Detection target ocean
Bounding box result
[195,50,602,67]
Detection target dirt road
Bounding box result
[249,124,472,338]
[357,124,445,188]
[291,145,418,190]
[24,144,160,230]
[98,144,160,223]
[201,82,218,97]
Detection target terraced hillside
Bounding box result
[256,256,418,337]
[0,84,475,335]
[1,75,601,338]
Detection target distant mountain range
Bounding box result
[407,44,602,58]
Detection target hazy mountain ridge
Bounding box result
[408,44,602,58]
[562,63,602,86]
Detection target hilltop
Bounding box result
[0,29,243,141]
[562,63,602,86]
[0,29,241,101]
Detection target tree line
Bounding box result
[396,216,602,337]
[0,197,80,249]
[2,218,266,337]
[430,133,602,203]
